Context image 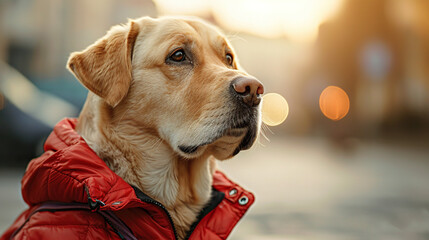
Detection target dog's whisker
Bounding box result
[256,133,266,148]
[264,123,274,135]
[260,128,270,144]
[260,124,271,142]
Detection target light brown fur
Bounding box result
[67,16,260,239]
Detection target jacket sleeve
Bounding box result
[2,209,121,240]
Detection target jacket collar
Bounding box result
[21,118,140,210]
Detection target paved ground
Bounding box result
[0,170,26,234]
[1,135,429,239]
[219,136,429,240]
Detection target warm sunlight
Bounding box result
[154,0,343,42]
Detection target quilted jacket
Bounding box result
[0,118,254,240]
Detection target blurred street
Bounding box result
[1,0,429,239]
[0,170,26,234]
[2,135,429,240]
[220,135,429,240]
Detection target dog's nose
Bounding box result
[231,76,264,107]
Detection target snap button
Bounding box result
[229,189,238,196]
[238,196,249,205]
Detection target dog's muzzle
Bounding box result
[178,76,264,157]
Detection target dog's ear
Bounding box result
[67,21,140,107]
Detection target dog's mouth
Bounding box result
[177,116,259,159]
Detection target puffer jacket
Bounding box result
[0,118,254,240]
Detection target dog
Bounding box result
[67,16,264,239]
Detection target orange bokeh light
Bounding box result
[319,86,350,121]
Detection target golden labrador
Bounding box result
[67,16,264,239]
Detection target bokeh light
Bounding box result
[261,93,289,126]
[319,86,350,121]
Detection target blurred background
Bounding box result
[1,0,429,239]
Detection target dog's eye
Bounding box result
[226,53,233,66]
[169,49,186,62]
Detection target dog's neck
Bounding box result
[76,94,215,238]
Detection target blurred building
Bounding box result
[302,0,429,138]
[0,0,157,167]
[1,0,156,77]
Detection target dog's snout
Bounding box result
[232,77,264,95]
[231,77,264,107]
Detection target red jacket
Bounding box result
[1,118,254,240]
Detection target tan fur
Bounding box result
[67,16,259,239]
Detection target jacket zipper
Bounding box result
[132,186,224,240]
[139,198,178,240]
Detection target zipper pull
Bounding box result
[84,185,105,211]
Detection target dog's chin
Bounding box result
[176,125,258,160]
[208,128,249,160]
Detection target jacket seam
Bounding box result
[46,152,63,199]
[46,156,86,202]
[25,223,108,228]
[105,186,132,195]
[49,165,84,185]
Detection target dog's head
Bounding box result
[68,16,263,160]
